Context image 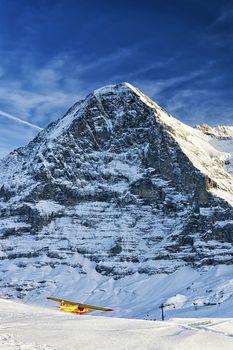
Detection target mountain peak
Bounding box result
[0,81,233,307]
[1,82,233,205]
[47,82,159,141]
[93,82,161,111]
[93,82,140,94]
[93,82,131,95]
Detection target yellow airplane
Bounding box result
[47,296,113,315]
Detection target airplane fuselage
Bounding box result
[60,304,89,315]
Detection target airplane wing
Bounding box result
[47,296,113,311]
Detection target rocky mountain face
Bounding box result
[0,83,233,301]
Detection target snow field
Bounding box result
[0,299,233,350]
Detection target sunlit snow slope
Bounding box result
[127,83,233,206]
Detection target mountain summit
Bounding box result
[0,83,233,312]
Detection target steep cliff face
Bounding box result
[0,83,233,302]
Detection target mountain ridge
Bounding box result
[0,83,232,311]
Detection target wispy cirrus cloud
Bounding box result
[211,3,233,27]
[0,56,83,126]
[0,47,139,126]
[0,47,139,157]
[0,35,232,160]
[131,65,233,126]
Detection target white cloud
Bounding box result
[0,47,139,156]
[131,68,209,96]
[0,47,140,127]
[130,69,232,126]
[0,61,82,125]
[74,46,139,74]
[0,46,231,158]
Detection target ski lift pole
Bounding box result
[159,303,165,321]
[159,302,175,321]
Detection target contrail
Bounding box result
[0,110,43,131]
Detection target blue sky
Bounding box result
[0,0,232,157]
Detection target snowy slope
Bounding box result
[0,82,232,317]
[4,261,233,320]
[196,124,233,201]
[0,298,233,350]
[127,84,233,206]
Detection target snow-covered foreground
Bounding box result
[0,299,233,350]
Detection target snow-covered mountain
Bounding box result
[0,83,233,318]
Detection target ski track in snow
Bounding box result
[0,333,56,350]
[178,321,233,338]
